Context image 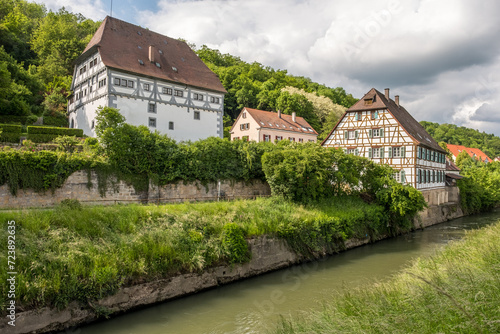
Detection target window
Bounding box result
[275,136,283,142]
[263,134,271,142]
[148,103,156,113]
[163,87,172,95]
[169,121,174,130]
[372,147,381,158]
[91,120,95,129]
[148,117,156,128]
[242,136,249,141]
[371,110,379,119]
[372,128,382,137]
[242,112,247,119]
[299,138,304,143]
[98,78,106,88]
[364,99,373,106]
[394,171,401,183]
[210,96,220,104]
[144,83,150,91]
[393,146,400,157]
[93,58,97,66]
[127,80,134,88]
[114,78,121,86]
[240,123,250,130]
[288,137,295,142]
[194,111,200,120]
[174,90,183,97]
[233,137,239,140]
[193,93,204,101]
[344,130,358,140]
[347,148,359,155]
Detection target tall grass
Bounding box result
[275,220,500,334]
[0,196,393,313]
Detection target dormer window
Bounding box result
[364,99,373,105]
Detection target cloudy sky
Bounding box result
[39,0,500,136]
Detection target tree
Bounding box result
[276,91,320,131]
[455,149,472,168]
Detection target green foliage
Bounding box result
[458,160,500,214]
[43,115,68,127]
[0,123,21,133]
[0,196,405,312]
[420,121,500,158]
[0,150,93,195]
[53,135,80,153]
[27,125,83,136]
[221,223,249,264]
[262,142,336,202]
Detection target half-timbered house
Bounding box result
[68,16,226,141]
[322,88,447,190]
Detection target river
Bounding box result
[72,208,500,334]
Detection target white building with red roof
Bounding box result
[68,16,226,141]
[446,144,492,163]
[230,107,318,143]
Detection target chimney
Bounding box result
[395,95,400,107]
[384,88,390,100]
[278,110,282,118]
[292,112,296,123]
[149,45,156,63]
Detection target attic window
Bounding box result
[260,122,264,125]
[159,50,163,54]
[138,45,142,49]
[364,99,373,105]
[181,57,185,62]
[155,62,161,68]
[138,31,142,36]
[172,67,178,72]
[269,123,273,126]
[282,125,286,128]
[164,40,168,45]
[138,59,144,65]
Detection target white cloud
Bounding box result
[38,0,108,19]
[36,0,500,136]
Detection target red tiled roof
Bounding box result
[80,16,226,93]
[446,144,492,162]
[234,107,318,135]
[324,88,445,153]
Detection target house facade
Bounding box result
[322,88,447,190]
[446,144,492,163]
[68,16,226,142]
[230,107,318,143]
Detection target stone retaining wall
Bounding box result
[0,171,271,209]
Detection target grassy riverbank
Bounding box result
[275,219,500,334]
[0,196,398,313]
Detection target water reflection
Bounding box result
[74,209,499,334]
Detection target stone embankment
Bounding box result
[1,198,463,334]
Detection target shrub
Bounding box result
[27,126,83,136]
[221,223,249,264]
[43,116,68,127]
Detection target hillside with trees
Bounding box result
[420,121,500,159]
[0,0,100,126]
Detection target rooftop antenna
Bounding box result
[110,0,113,17]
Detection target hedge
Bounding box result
[0,124,23,143]
[0,124,22,133]
[43,116,68,127]
[27,126,83,137]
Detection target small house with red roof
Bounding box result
[68,16,226,141]
[446,144,492,163]
[230,107,318,143]
[322,88,447,190]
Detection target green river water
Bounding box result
[71,208,500,334]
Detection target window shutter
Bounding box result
[417,147,421,159]
[355,148,359,156]
[374,111,378,119]
[388,147,393,158]
[368,148,372,158]
[369,129,373,138]
[381,148,385,158]
[380,128,384,137]
[343,148,347,154]
[355,130,359,139]
[344,131,348,139]
[401,170,406,184]
[401,146,405,157]
[354,113,358,121]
